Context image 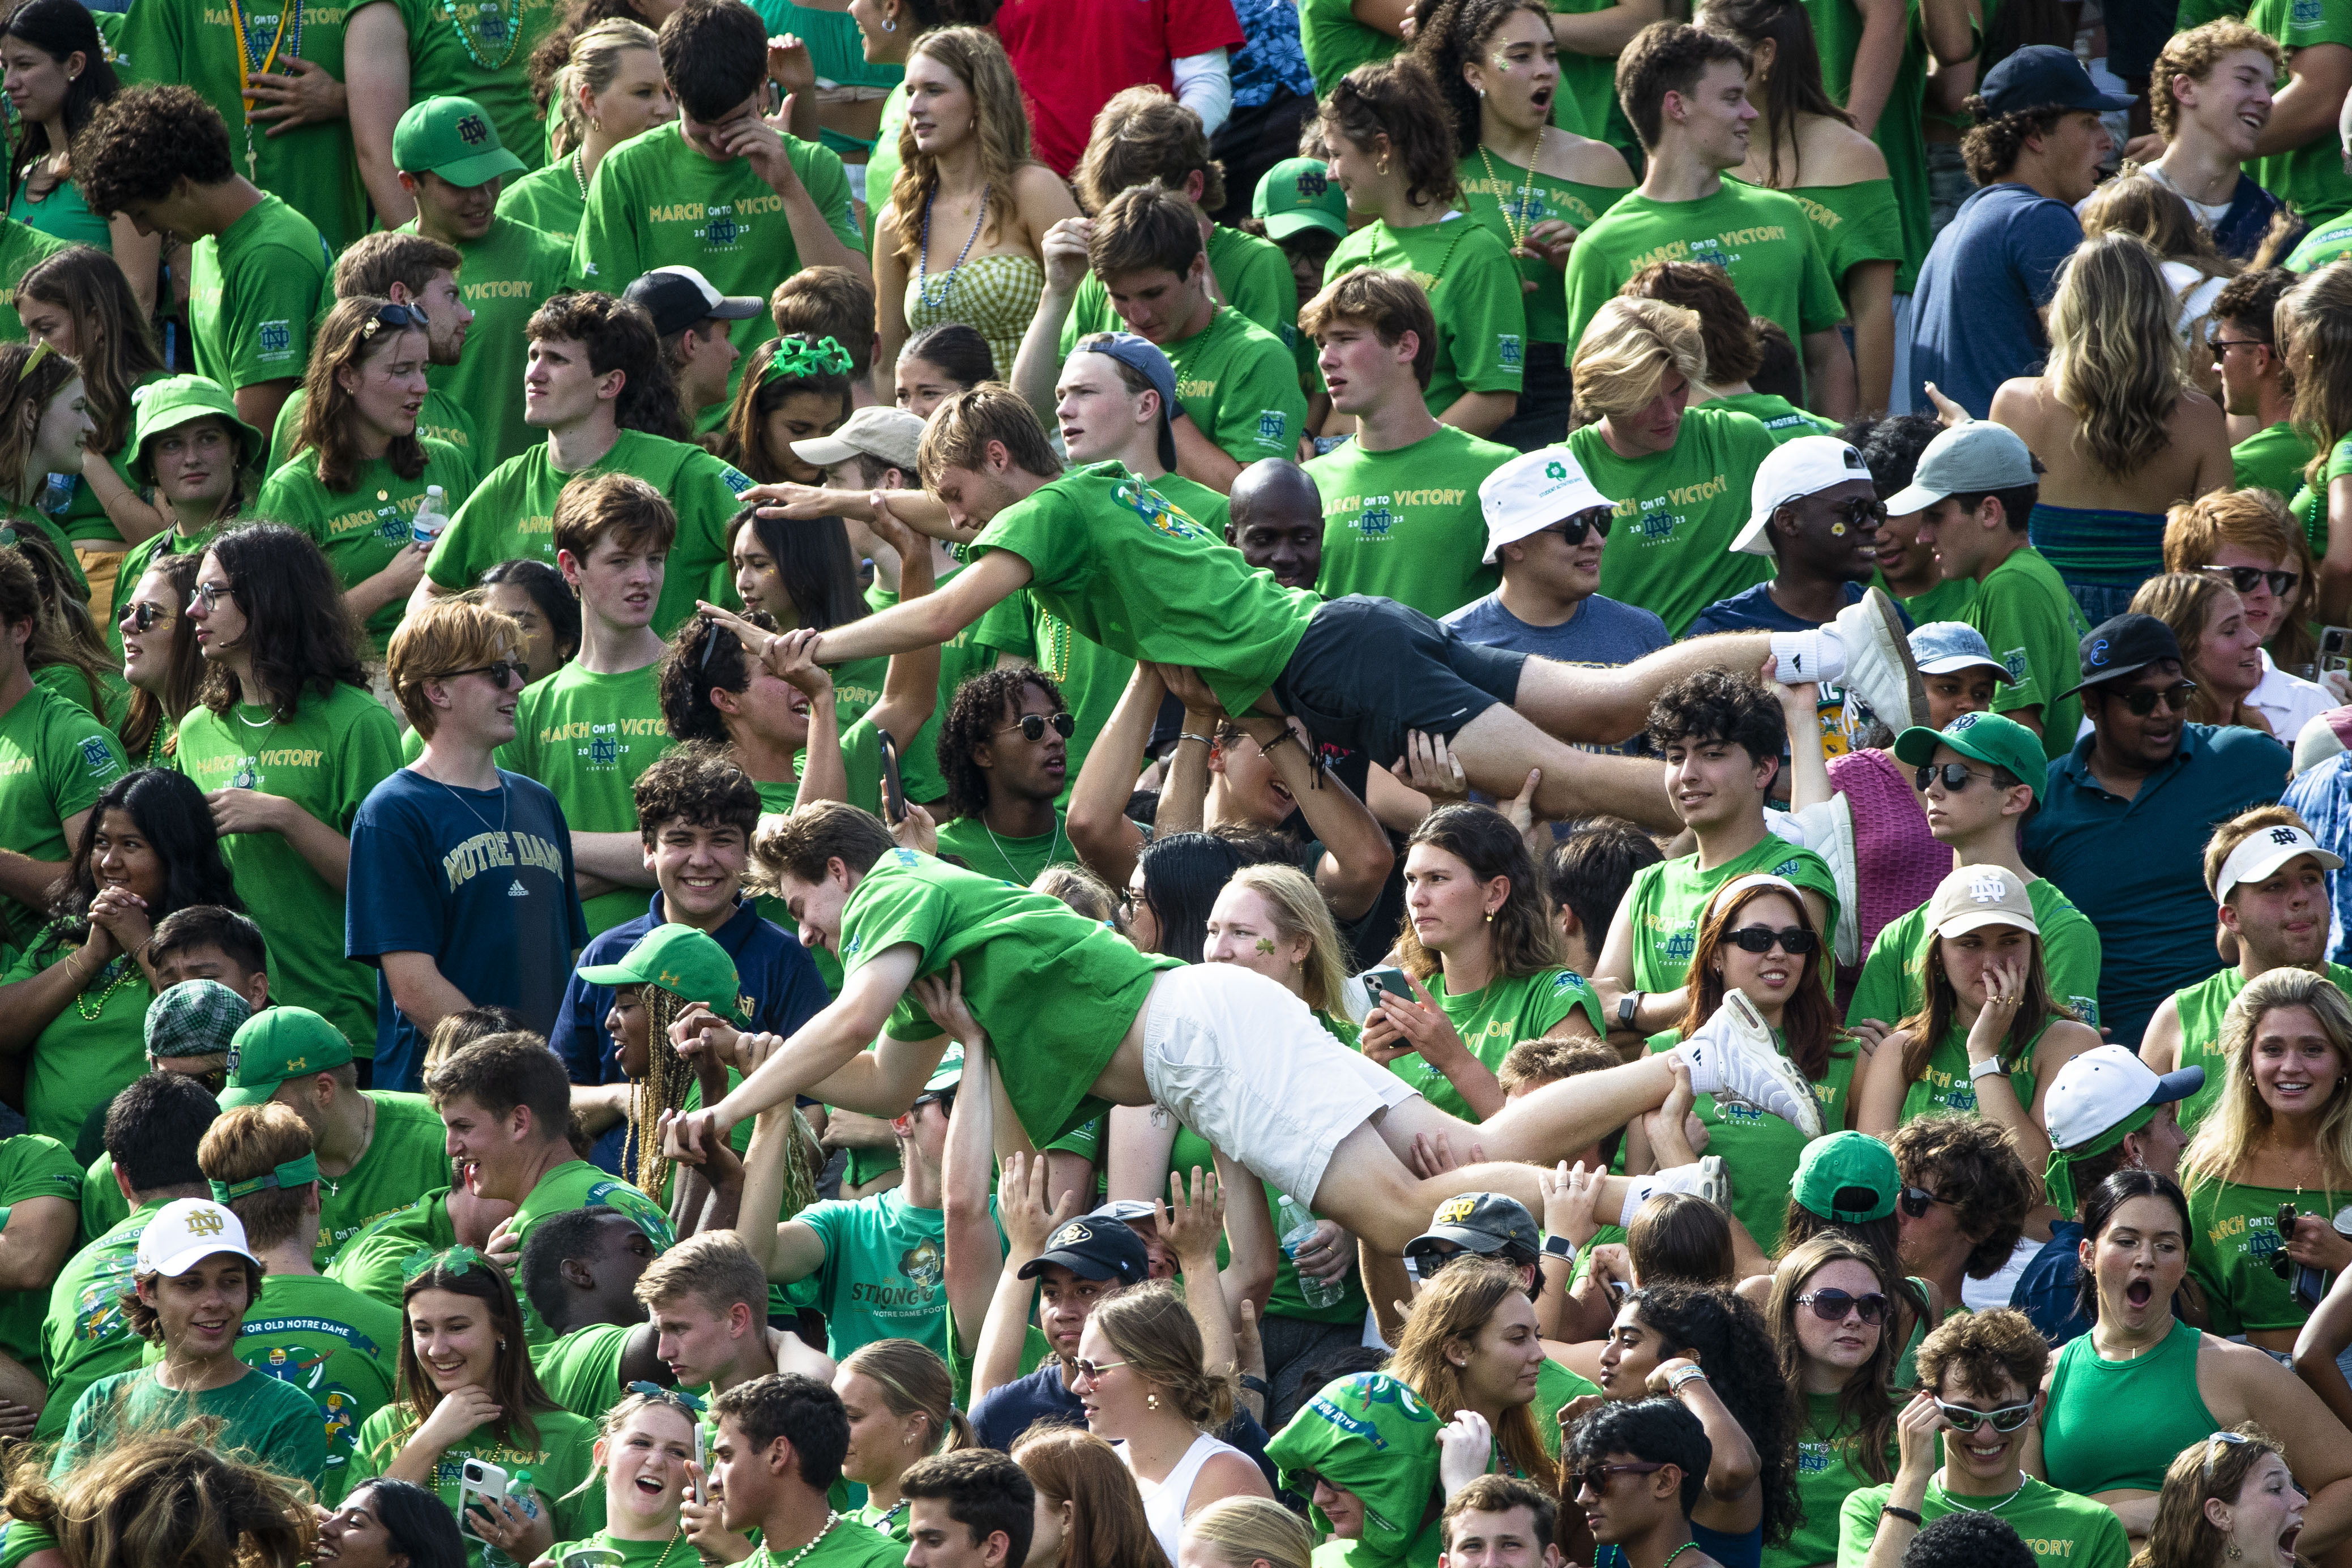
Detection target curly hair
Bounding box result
[1890,1117,2037,1278]
[1410,0,1556,159]
[1321,57,1459,210]
[1960,102,2067,186]
[939,665,1065,821]
[658,608,771,746]
[2149,20,2282,143]
[1397,803,1566,984]
[1646,668,1786,768]
[1623,1285,1801,1546]
[69,83,231,217]
[198,523,369,717]
[1912,1306,2048,1400]
[526,290,689,442]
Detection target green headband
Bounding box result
[2042,1101,2156,1216]
[403,1244,485,1283]
[762,335,852,383]
[207,1152,320,1204]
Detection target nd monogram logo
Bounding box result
[186,1208,228,1237]
[458,115,489,147]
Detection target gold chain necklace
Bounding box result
[1477,127,1544,250]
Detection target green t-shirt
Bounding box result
[321,1092,465,1267]
[550,1533,728,1568]
[0,1134,80,1372]
[0,218,70,340]
[2291,435,2352,554]
[2187,1173,2338,1334]
[574,122,861,429]
[843,849,1180,1146]
[502,659,675,934]
[1169,1112,1369,1325]
[270,384,480,479]
[864,83,908,262]
[410,216,574,471]
[257,439,481,652]
[1792,179,1909,294]
[0,683,127,950]
[1062,225,1301,353]
[2170,964,2352,1136]
[1308,424,1513,620]
[1161,306,1309,469]
[1708,390,1842,445]
[1324,217,1526,416]
[532,1319,635,1419]
[37,1199,162,1441]
[1,928,152,1147]
[795,1184,951,1359]
[1799,0,1932,296]
[187,193,330,395]
[497,154,589,249]
[1901,575,1977,625]
[1896,1016,2048,1127]
[864,565,1000,807]
[1773,1392,1893,1568]
[969,590,1133,811]
[32,661,129,731]
[2286,214,2352,272]
[1297,0,1400,92]
[1846,879,2105,1034]
[1391,968,1603,1122]
[58,1364,327,1487]
[1564,180,1844,392]
[1646,1026,1857,1250]
[425,429,754,636]
[1570,406,1779,638]
[2246,0,2352,225]
[327,1188,458,1314]
[2233,421,2316,501]
[1454,151,1630,347]
[390,0,565,176]
[510,1161,677,1347]
[1620,833,1842,993]
[1968,545,2089,761]
[933,809,1080,888]
[1837,1474,2131,1568]
[342,1403,601,1558]
[969,463,1317,720]
[1544,0,1634,149]
[177,684,403,1052]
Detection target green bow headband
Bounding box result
[208,1152,321,1204]
[2042,1101,2155,1216]
[403,1244,486,1283]
[762,335,852,383]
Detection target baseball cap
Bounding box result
[1075,332,1179,428]
[575,924,753,1027]
[792,404,924,473]
[1477,448,1611,563]
[1091,1199,1159,1225]
[136,1197,261,1278]
[1405,1192,1542,1263]
[624,265,764,339]
[2055,613,2184,700]
[1892,711,2047,801]
[1925,863,2039,939]
[2042,1044,2204,1212]
[1883,423,2037,515]
[392,96,526,187]
[127,376,266,488]
[2212,819,2344,902]
[217,1007,353,1110]
[146,980,251,1062]
[1792,1131,1899,1224]
[1909,622,2015,683]
[921,1042,964,1095]
[1254,157,1348,242]
[1979,44,2134,117]
[1018,1215,1151,1286]
[1731,437,1874,556]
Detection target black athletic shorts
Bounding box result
[1269,595,1528,767]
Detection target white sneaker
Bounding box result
[1769,588,1927,732]
[1678,988,1824,1138]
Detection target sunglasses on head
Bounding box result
[2112,681,2197,717]
[1540,507,1613,545]
[118,601,174,634]
[361,301,429,339]
[1000,711,1075,742]
[1795,1288,1890,1325]
[2200,563,2298,599]
[1933,1395,2037,1434]
[1915,762,1992,793]
[1898,1186,1952,1219]
[1573,1462,1668,1497]
[1723,924,1817,955]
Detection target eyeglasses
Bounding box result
[2210,336,2267,357]
[1795,1289,1890,1325]
[1402,1244,1465,1282]
[2114,681,2198,717]
[998,711,1075,743]
[2199,563,2299,599]
[1539,507,1613,545]
[119,601,175,634]
[1915,762,1992,793]
[187,580,235,613]
[1933,1395,2038,1434]
[1723,924,1817,955]
[360,301,429,339]
[442,660,531,688]
[1898,1186,1953,1219]
[1573,1462,1668,1497]
[1070,1357,1127,1382]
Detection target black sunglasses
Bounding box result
[1573,1462,1668,1496]
[361,301,429,339]
[2199,563,2299,599]
[1000,711,1075,742]
[1795,1288,1890,1324]
[1898,1186,1953,1219]
[118,601,174,633]
[443,660,530,688]
[1540,507,1613,545]
[2114,681,2197,717]
[1821,495,1887,530]
[1914,762,1992,793]
[1724,924,1817,955]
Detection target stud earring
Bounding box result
[1378,158,1391,175]
[1147,1392,1160,1411]
[1484,909,1496,922]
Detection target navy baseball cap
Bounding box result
[1075,332,1178,426]
[1018,1215,1150,1287]
[2056,613,2184,700]
[1980,45,2133,117]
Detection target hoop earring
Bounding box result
[882,14,896,28]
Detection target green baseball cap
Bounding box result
[394,96,526,187]
[145,980,251,1062]
[219,1006,354,1109]
[1891,711,2047,802]
[575,924,752,1026]
[923,1042,964,1094]
[127,375,265,488]
[1791,1131,1899,1224]
[1254,157,1348,242]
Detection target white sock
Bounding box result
[1617,1174,1663,1226]
[1670,1040,1727,1099]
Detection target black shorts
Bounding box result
[1270,595,1528,766]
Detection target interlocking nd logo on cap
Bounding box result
[2272,827,2302,847]
[1948,713,1979,732]
[458,114,488,146]
[1435,1195,1477,1226]
[1968,874,2006,904]
[186,1207,227,1237]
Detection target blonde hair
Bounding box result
[1220,864,1350,1014]
[0,1428,314,1568]
[386,597,523,740]
[552,19,660,157]
[841,1339,976,1456]
[2128,571,2255,727]
[635,1231,770,1317]
[2180,968,2352,1193]
[1089,1283,1235,1433]
[2161,486,2317,674]
[2081,174,2233,283]
[2046,232,2184,478]
[2289,262,2352,494]
[887,27,1031,270]
[1570,297,1708,420]
[2201,805,2316,900]
[197,1104,318,1256]
[1181,1497,1313,1568]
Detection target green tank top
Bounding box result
[1893,1275,1930,1388]
[2169,963,2352,1138]
[2042,1320,2216,1496]
[1898,1017,2047,1127]
[1453,149,1628,348]
[2186,1173,2347,1334]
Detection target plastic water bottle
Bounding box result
[1278,1194,1347,1308]
[411,484,448,548]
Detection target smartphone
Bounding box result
[876,729,907,826]
[1364,965,1414,1003]
[2323,626,2352,677]
[457,1458,510,1541]
[691,1421,707,1505]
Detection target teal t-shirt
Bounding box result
[57,1364,327,1488]
[795,1185,951,1360]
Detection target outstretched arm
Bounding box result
[675,945,924,1139]
[720,544,1031,666]
[1066,664,1163,890]
[934,972,1008,1357]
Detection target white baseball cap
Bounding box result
[1924,863,2039,938]
[2044,1044,2205,1152]
[136,1198,261,1278]
[1731,436,1875,556]
[2211,820,2344,903]
[1477,447,1612,564]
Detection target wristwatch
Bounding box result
[1543,1233,1578,1264]
[1617,993,1644,1029]
[1967,1056,2008,1081]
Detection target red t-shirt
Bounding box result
[994,0,1247,174]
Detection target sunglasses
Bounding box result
[1796,1288,1890,1325]
[360,301,430,339]
[1723,924,1817,955]
[2199,563,2299,599]
[187,580,235,613]
[1933,1395,2038,1434]
[2113,681,2197,717]
[1573,1462,1668,1496]
[1070,1357,1127,1382]
[1898,1186,1953,1219]
[118,601,175,634]
[1539,507,1613,545]
[1823,496,1888,530]
[998,711,1075,743]
[1915,762,1992,793]
[626,1380,707,1413]
[443,660,530,688]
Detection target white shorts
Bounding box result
[1140,963,1418,1206]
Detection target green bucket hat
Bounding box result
[127,375,265,488]
[219,1006,355,1109]
[1892,711,2048,802]
[576,924,752,1026]
[394,95,526,187]
[1792,1131,1899,1225]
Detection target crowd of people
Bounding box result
[8,0,2352,1564]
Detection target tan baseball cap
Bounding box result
[1926,864,2039,939]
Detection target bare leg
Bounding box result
[1446,705,1678,830]
[1513,633,1776,745]
[1307,1123,1655,1255]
